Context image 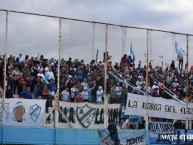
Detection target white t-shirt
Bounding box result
[62,90,69,101]
[48,71,55,80]
[82,91,89,100]
[96,90,103,103]
[71,87,78,98]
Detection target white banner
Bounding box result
[98,129,146,145]
[119,129,146,145]
[0,98,46,126]
[125,93,193,120]
[58,102,120,129]
[149,122,174,134]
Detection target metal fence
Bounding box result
[0,9,193,128]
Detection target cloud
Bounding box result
[0,0,193,67]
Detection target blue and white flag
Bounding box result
[175,41,185,58]
[130,43,134,57]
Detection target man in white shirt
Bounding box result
[61,88,69,102]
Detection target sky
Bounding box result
[0,0,193,67]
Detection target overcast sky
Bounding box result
[0,0,193,67]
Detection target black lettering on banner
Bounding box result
[59,106,63,122]
[69,107,75,123]
[79,108,84,114]
[95,108,100,124]
[180,107,193,114]
[165,105,177,113]
[108,109,113,123]
[113,108,118,122]
[64,107,67,123]
[59,107,68,123]
[142,102,161,111]
[127,100,137,108]
[100,109,104,123]
[126,135,144,145]
[148,122,174,133]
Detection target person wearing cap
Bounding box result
[65,75,74,92]
[108,120,119,145]
[13,101,25,122]
[152,85,159,97]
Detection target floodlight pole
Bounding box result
[104,24,108,128]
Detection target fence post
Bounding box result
[2,10,8,126]
[103,24,108,129]
[145,29,149,130]
[186,35,189,129]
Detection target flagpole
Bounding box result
[2,11,8,125]
[145,29,149,130]
[103,24,108,128]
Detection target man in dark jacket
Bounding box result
[108,120,119,145]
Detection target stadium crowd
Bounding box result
[0,53,193,104]
[0,53,193,128]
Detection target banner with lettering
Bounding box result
[149,122,174,134]
[58,102,120,129]
[119,129,146,145]
[98,129,146,145]
[125,93,193,120]
[0,98,46,126]
[150,129,193,144]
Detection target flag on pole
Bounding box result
[130,43,134,58]
[175,41,185,58]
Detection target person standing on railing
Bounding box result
[170,60,175,70]
[177,55,183,70]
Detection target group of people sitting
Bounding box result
[0,52,193,104]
